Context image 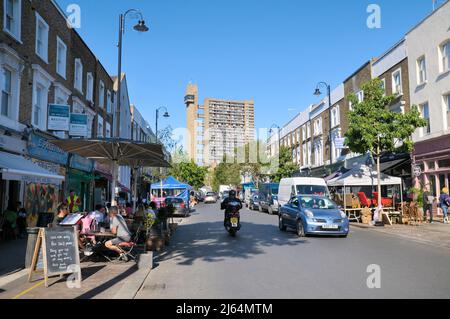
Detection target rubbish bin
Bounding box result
[25,227,40,268]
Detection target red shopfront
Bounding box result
[413,134,450,197]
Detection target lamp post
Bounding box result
[155,106,170,143]
[314,82,333,170]
[269,124,281,158]
[155,107,170,198]
[115,9,149,138]
[113,9,148,206]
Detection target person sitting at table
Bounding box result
[88,204,106,225]
[105,206,132,261]
[52,204,69,227]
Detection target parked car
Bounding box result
[244,188,258,207]
[165,197,189,217]
[204,192,218,204]
[278,177,330,208]
[279,195,349,237]
[258,183,280,215]
[249,193,260,211]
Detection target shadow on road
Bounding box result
[155,221,308,266]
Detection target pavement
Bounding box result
[135,203,450,299]
[0,217,186,299]
[352,220,450,249]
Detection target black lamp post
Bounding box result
[269,124,281,157]
[115,9,149,138]
[314,82,333,169]
[155,106,170,144]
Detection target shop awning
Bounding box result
[0,151,65,185]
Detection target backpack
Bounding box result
[445,196,450,207]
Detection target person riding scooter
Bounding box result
[220,190,243,227]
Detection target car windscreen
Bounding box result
[271,186,279,195]
[296,185,328,196]
[206,193,215,196]
[299,197,337,209]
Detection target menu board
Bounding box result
[29,227,82,287]
[44,227,79,275]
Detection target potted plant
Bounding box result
[409,187,424,223]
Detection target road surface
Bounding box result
[136,203,450,299]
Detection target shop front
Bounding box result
[94,162,113,206]
[26,132,69,215]
[0,151,65,218]
[67,154,95,212]
[0,130,28,212]
[413,135,450,197]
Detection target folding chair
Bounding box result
[117,226,141,262]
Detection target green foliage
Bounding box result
[235,140,271,188]
[212,161,241,192]
[345,78,427,156]
[270,146,298,183]
[409,187,424,207]
[168,152,208,189]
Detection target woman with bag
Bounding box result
[439,188,450,224]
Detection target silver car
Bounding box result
[204,192,218,204]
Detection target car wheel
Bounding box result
[279,216,286,231]
[296,220,305,238]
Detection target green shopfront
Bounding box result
[67,154,95,212]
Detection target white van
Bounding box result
[278,177,330,208]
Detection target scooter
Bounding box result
[224,201,241,237]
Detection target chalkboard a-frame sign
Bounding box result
[28,227,82,288]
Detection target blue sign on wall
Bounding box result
[70,153,94,173]
[28,133,69,166]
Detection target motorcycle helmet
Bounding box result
[229,190,236,198]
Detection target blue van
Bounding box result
[258,183,280,215]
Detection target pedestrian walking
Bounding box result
[439,187,450,224]
[423,186,434,223]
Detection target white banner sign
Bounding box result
[48,104,70,131]
[69,113,88,137]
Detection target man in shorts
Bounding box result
[105,206,132,261]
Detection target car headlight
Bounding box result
[305,209,314,219]
[340,211,347,219]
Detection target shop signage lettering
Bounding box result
[69,113,88,137]
[28,133,69,166]
[70,154,94,173]
[48,104,70,131]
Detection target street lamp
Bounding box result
[269,124,281,157]
[314,82,333,169]
[115,9,149,138]
[155,106,170,143]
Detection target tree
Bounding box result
[345,78,427,220]
[236,140,271,188]
[168,149,207,189]
[270,146,298,183]
[212,162,241,192]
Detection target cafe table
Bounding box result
[81,231,116,262]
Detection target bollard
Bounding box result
[25,227,40,268]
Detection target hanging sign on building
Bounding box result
[69,113,88,137]
[48,104,70,131]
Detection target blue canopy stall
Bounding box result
[150,176,192,207]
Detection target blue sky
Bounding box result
[56,0,435,136]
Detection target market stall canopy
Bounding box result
[0,151,65,185]
[327,164,401,187]
[49,138,170,168]
[151,176,191,190]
